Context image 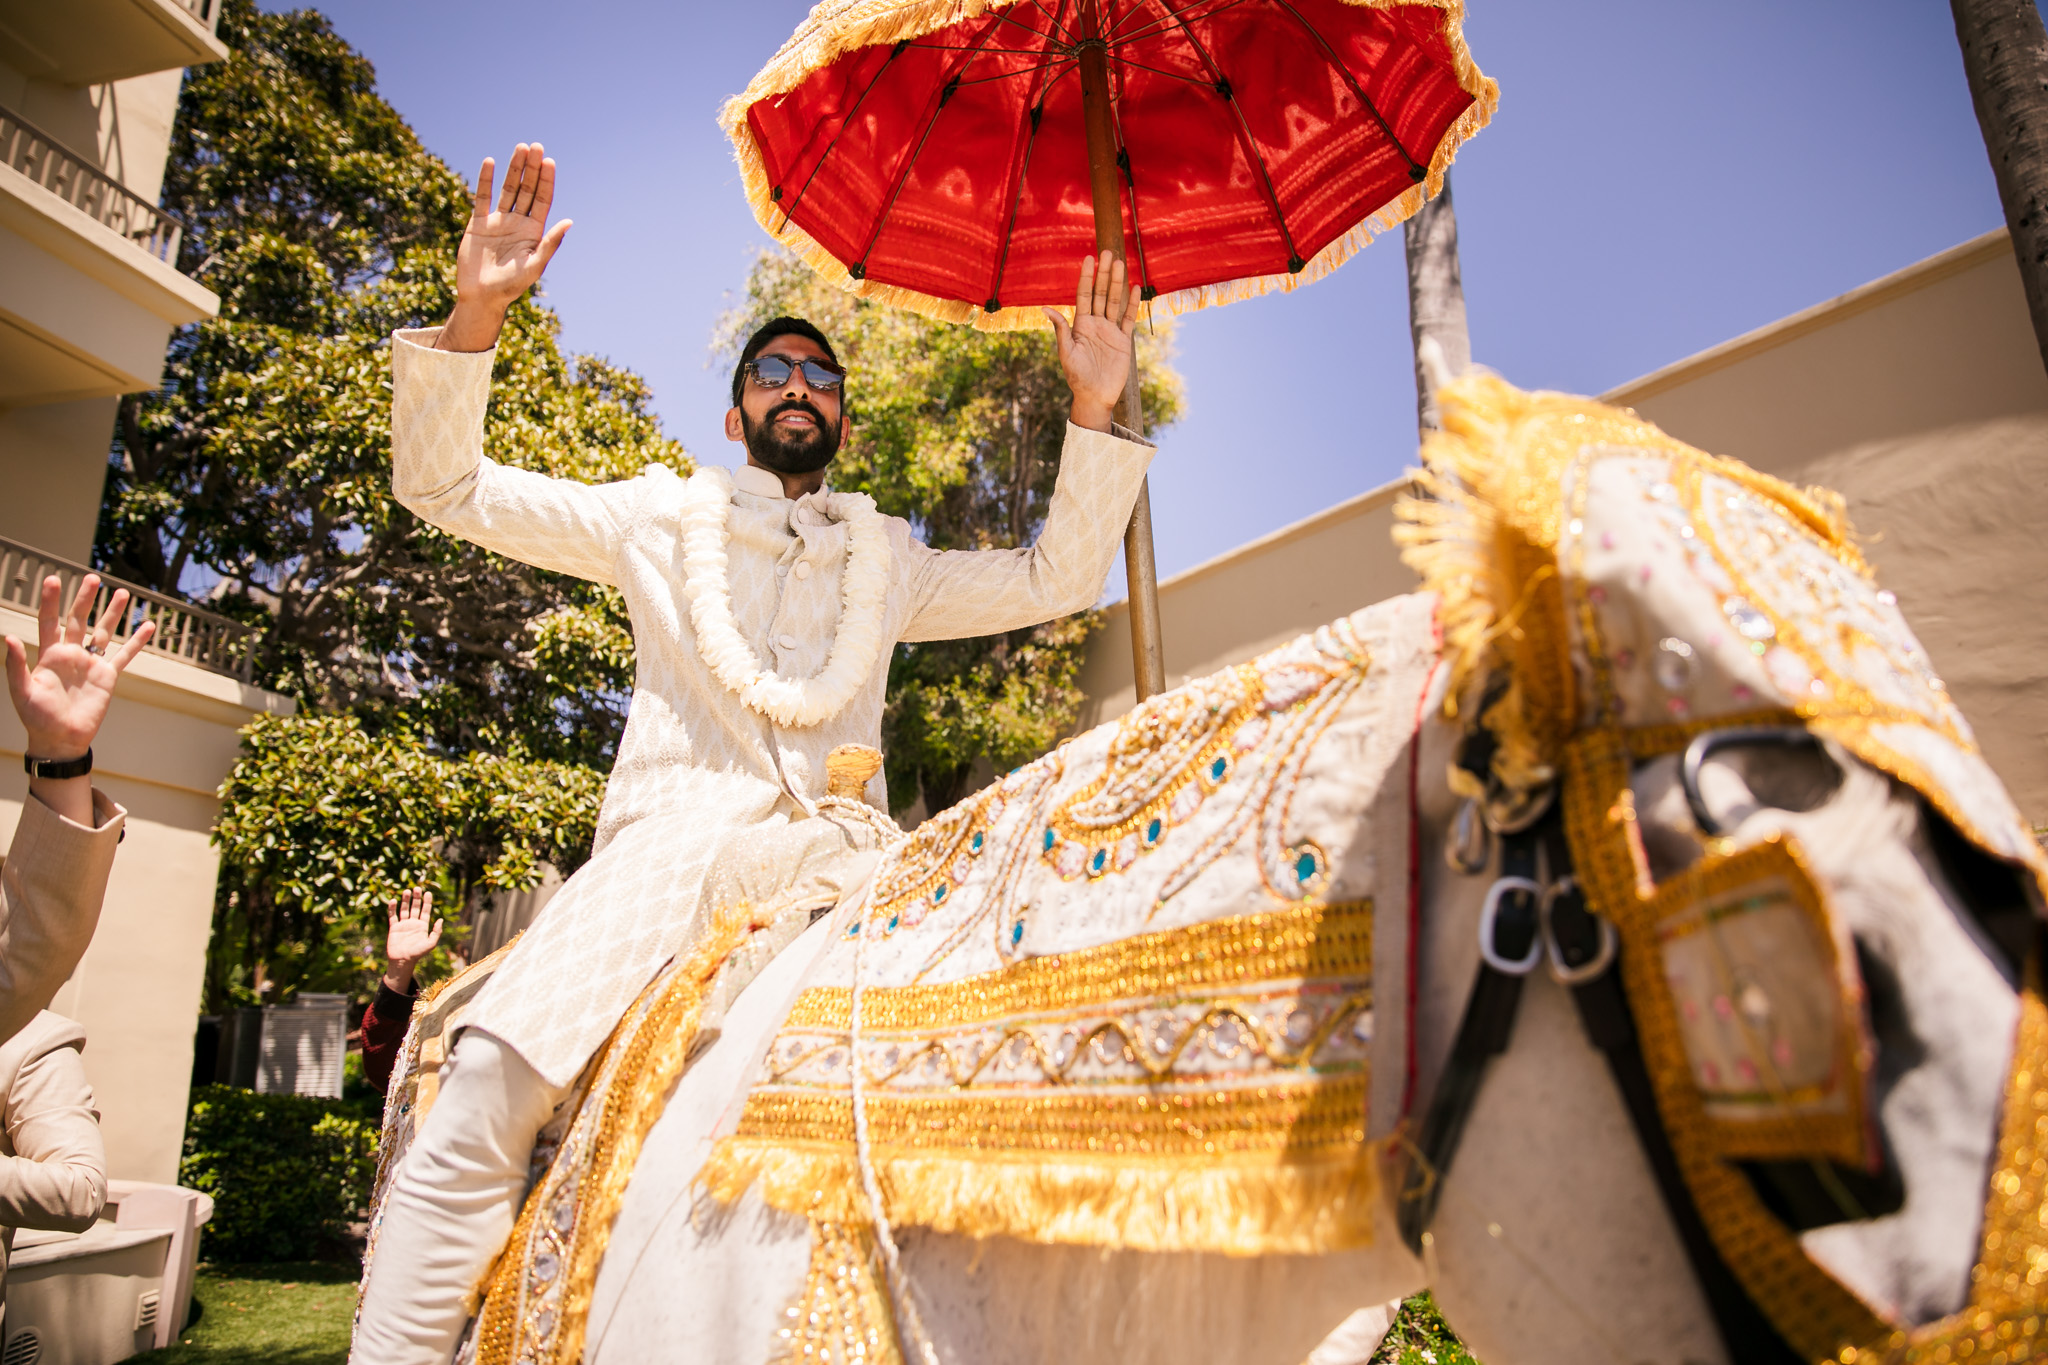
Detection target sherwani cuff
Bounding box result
[1063,419,1155,453]
[0,793,126,1044]
[391,328,498,509]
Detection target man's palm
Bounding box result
[1045,252,1137,426]
[457,143,571,313]
[1063,312,1134,406]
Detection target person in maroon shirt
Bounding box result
[359,888,442,1095]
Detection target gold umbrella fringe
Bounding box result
[719,0,1499,333]
[698,1138,1384,1257]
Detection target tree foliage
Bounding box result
[715,251,1183,813]
[98,0,684,766]
[96,1,685,1005]
[210,714,604,1001]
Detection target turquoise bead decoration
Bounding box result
[1010,920,1025,948]
[970,832,984,853]
[1145,817,1163,845]
[933,884,948,903]
[1043,827,1056,852]
[1089,848,1108,875]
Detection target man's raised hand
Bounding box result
[1045,251,1138,433]
[438,143,572,353]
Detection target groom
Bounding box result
[352,144,1154,1360]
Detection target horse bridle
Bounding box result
[1396,726,1818,1365]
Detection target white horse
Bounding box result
[386,376,2047,1365]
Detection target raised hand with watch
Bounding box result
[5,574,155,827]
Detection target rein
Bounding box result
[1398,778,1804,1365]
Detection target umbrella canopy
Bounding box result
[722,0,1497,331]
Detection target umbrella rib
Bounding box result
[1105,55,1214,86]
[907,43,1058,55]
[1107,45,1157,299]
[850,26,1005,277]
[956,59,1069,88]
[776,40,910,232]
[983,53,1069,313]
[1152,0,1307,269]
[992,3,1073,47]
[1013,0,1078,44]
[1106,0,1253,49]
[1264,0,1426,181]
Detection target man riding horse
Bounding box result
[351,143,1155,1362]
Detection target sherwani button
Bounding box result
[778,634,798,650]
[794,561,812,580]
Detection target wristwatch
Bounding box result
[23,749,92,780]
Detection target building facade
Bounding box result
[1078,228,2048,824]
[0,0,296,1185]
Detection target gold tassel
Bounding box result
[701,1139,1383,1258]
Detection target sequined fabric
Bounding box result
[701,594,1441,1257]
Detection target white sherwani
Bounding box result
[389,328,1154,1085]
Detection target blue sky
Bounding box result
[264,0,2008,592]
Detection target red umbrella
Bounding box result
[724,0,1496,695]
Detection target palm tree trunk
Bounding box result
[1952,0,2048,375]
[1403,173,1472,435]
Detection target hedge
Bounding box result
[181,1085,380,1262]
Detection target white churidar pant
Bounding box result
[351,1030,569,1365]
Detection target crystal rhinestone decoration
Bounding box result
[1723,598,1776,643]
[1653,637,1698,694]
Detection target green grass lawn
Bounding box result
[1371,1292,1483,1365]
[141,1262,357,1365]
[130,1265,1471,1364]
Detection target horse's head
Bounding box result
[1632,728,2033,1322]
[1400,373,2048,1350]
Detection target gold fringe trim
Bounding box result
[718,0,1499,332]
[701,1138,1383,1258]
[473,906,765,1365]
[1395,374,1866,797]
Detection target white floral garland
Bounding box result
[678,465,892,728]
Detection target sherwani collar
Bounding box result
[731,463,845,529]
[732,464,787,499]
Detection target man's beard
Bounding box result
[742,398,841,474]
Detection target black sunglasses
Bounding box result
[744,354,846,392]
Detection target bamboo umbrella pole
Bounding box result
[1078,16,1167,702]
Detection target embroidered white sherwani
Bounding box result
[389,327,1155,1086]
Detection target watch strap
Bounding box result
[23,749,92,780]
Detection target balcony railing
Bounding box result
[0,105,186,265]
[0,536,257,683]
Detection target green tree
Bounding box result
[99,0,681,766]
[715,251,1183,814]
[95,1,686,1005]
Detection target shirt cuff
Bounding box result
[392,326,498,368]
[373,980,419,1015]
[1065,419,1156,452]
[24,787,126,837]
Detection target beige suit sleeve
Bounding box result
[0,1013,105,1232]
[0,792,123,1048]
[389,327,644,586]
[901,422,1153,642]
